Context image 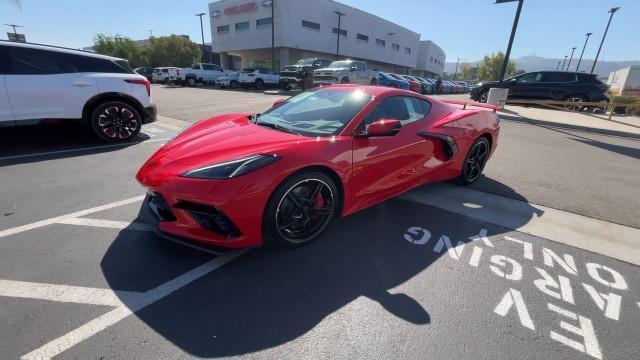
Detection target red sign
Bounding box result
[224,2,257,16]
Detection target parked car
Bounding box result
[215,72,240,89]
[439,80,452,94]
[239,68,280,89]
[136,85,500,250]
[378,72,409,90]
[280,58,332,90]
[470,71,609,103]
[408,76,433,94]
[419,77,438,94]
[152,67,180,84]
[455,81,471,93]
[0,41,156,142]
[397,75,422,93]
[179,63,230,86]
[445,80,461,94]
[134,67,154,81]
[313,60,379,86]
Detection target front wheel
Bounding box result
[255,79,265,90]
[264,172,338,247]
[370,78,378,85]
[478,90,489,103]
[456,137,490,185]
[90,101,142,142]
[229,80,238,89]
[187,77,197,87]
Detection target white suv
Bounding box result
[0,41,157,142]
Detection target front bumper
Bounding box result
[143,103,157,124]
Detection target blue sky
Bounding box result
[1,0,638,62]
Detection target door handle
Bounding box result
[72,81,92,87]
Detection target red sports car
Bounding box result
[136,85,500,252]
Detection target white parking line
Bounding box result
[0,280,141,307]
[21,252,246,360]
[57,218,153,232]
[0,195,145,239]
[0,138,169,162]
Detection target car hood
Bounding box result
[157,114,303,166]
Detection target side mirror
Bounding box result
[272,99,286,108]
[356,119,402,137]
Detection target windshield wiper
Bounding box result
[255,119,302,136]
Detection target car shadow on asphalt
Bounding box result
[570,137,640,161]
[100,179,540,357]
[0,123,152,166]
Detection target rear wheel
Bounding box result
[564,94,588,111]
[456,137,490,185]
[341,77,350,84]
[229,80,238,89]
[264,171,338,247]
[187,77,197,87]
[90,101,142,142]
[370,78,378,85]
[478,90,489,103]
[255,79,265,90]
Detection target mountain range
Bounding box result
[444,55,640,77]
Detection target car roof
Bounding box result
[0,40,125,61]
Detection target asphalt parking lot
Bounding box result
[1,85,639,359]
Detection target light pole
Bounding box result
[496,0,524,82]
[148,30,153,39]
[3,23,23,34]
[195,13,210,63]
[334,11,345,60]
[561,55,567,71]
[591,7,621,74]
[453,57,460,81]
[575,32,592,72]
[261,0,275,73]
[556,61,561,71]
[566,47,577,71]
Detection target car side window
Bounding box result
[363,96,410,126]
[356,62,365,71]
[192,64,200,70]
[516,73,542,83]
[541,72,577,82]
[162,69,168,73]
[8,47,68,75]
[203,64,216,71]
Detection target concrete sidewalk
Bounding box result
[499,105,640,137]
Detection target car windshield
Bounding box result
[295,59,315,65]
[257,88,372,136]
[327,61,352,68]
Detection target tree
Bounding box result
[459,63,478,81]
[476,52,517,82]
[145,35,202,68]
[93,34,147,68]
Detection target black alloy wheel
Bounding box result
[457,137,490,185]
[90,101,142,142]
[265,172,337,247]
[564,94,588,111]
[479,90,489,103]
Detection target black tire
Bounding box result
[229,80,238,89]
[89,101,142,142]
[563,94,588,111]
[478,90,489,103]
[264,171,338,247]
[164,78,170,86]
[456,137,490,185]
[370,78,378,85]
[186,77,197,87]
[341,77,350,84]
[255,79,265,90]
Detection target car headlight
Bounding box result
[180,154,281,179]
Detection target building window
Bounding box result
[375,38,385,47]
[430,56,433,62]
[256,17,272,27]
[392,43,400,52]
[217,25,230,34]
[356,33,368,42]
[302,20,320,31]
[235,21,249,32]
[332,28,347,37]
[404,47,411,54]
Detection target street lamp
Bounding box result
[561,55,567,71]
[495,0,524,82]
[591,7,621,74]
[556,61,561,71]
[566,47,577,71]
[3,23,23,34]
[195,13,210,63]
[262,0,275,73]
[334,11,345,60]
[575,32,592,72]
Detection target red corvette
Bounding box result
[136,85,500,252]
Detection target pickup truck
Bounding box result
[180,63,231,86]
[280,58,332,90]
[313,60,379,86]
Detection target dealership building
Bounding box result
[208,0,445,77]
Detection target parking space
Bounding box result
[1,86,639,359]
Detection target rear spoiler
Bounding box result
[441,99,498,112]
